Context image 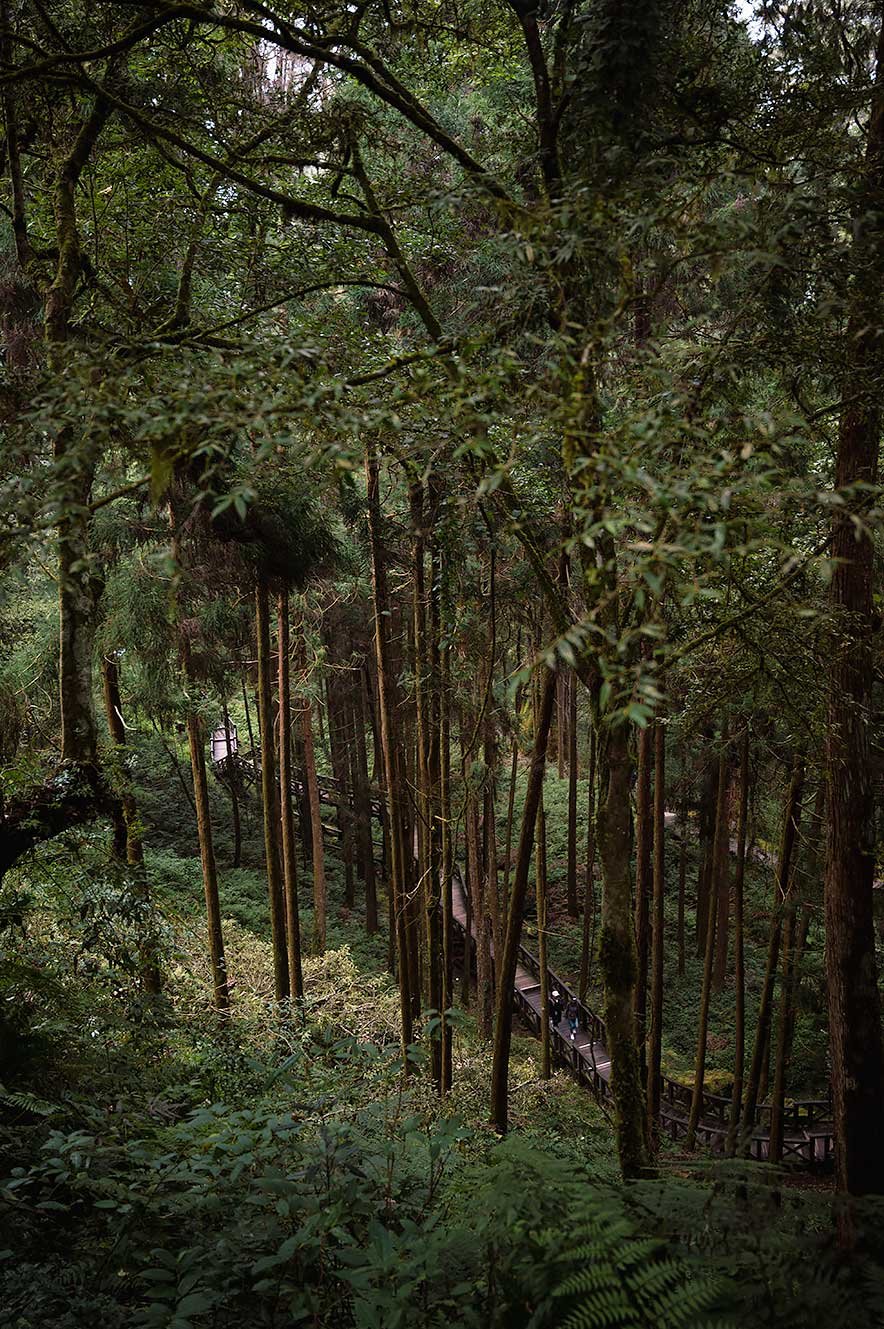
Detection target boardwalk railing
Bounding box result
[450,870,834,1168]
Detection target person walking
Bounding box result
[565,996,580,1042]
[550,989,564,1027]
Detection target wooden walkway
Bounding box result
[449,870,834,1169]
[211,750,834,1169]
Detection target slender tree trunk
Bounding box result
[440,612,454,1092]
[354,675,379,933]
[256,576,290,1002]
[566,670,579,918]
[300,680,327,955]
[102,653,161,995]
[646,708,665,1138]
[484,713,502,969]
[677,747,688,978]
[186,708,230,1013]
[425,538,444,1090]
[740,756,805,1153]
[726,727,750,1155]
[634,722,652,1060]
[686,740,728,1149]
[695,752,716,954]
[597,719,651,1177]
[221,702,242,869]
[365,441,413,1058]
[466,787,492,1037]
[277,590,303,1001]
[490,667,556,1133]
[579,720,597,1002]
[557,672,565,779]
[537,791,552,1079]
[825,15,884,1200]
[712,762,732,992]
[769,893,799,1165]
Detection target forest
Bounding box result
[2,0,884,1325]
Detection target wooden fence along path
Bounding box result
[211,749,834,1169]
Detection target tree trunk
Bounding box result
[825,13,884,1200]
[537,790,552,1079]
[277,590,303,1001]
[686,740,728,1149]
[677,744,689,979]
[597,719,651,1177]
[726,726,750,1155]
[712,760,732,992]
[300,680,327,955]
[740,756,805,1154]
[633,721,652,1061]
[221,702,242,869]
[354,674,379,934]
[566,670,579,918]
[256,576,290,1002]
[365,441,413,1058]
[101,653,161,995]
[578,720,597,1003]
[695,751,716,955]
[646,708,665,1138]
[490,667,556,1134]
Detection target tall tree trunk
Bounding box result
[769,892,799,1165]
[277,590,303,1001]
[597,719,651,1177]
[490,667,556,1133]
[221,702,242,869]
[579,720,597,1003]
[677,745,689,979]
[425,538,444,1091]
[825,13,884,1200]
[726,726,750,1155]
[740,756,805,1153]
[686,740,728,1148]
[695,751,716,955]
[646,708,665,1138]
[256,576,290,1002]
[101,653,161,995]
[712,761,732,992]
[353,674,379,933]
[365,441,413,1058]
[466,786,493,1038]
[633,721,652,1062]
[440,611,454,1092]
[537,790,552,1079]
[300,680,327,955]
[566,670,579,918]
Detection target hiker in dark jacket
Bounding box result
[565,996,580,1042]
[549,989,564,1027]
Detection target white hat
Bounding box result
[552,990,560,997]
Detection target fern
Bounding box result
[550,1187,730,1329]
[0,1083,57,1117]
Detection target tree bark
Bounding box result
[646,708,665,1138]
[825,11,884,1200]
[633,721,652,1061]
[277,590,303,1001]
[566,670,579,918]
[597,719,651,1177]
[490,666,556,1134]
[365,440,413,1058]
[101,653,161,995]
[740,756,805,1154]
[256,576,290,1002]
[578,720,597,1003]
[686,740,728,1149]
[726,726,750,1156]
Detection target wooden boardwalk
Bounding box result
[211,749,834,1170]
[449,869,835,1169]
